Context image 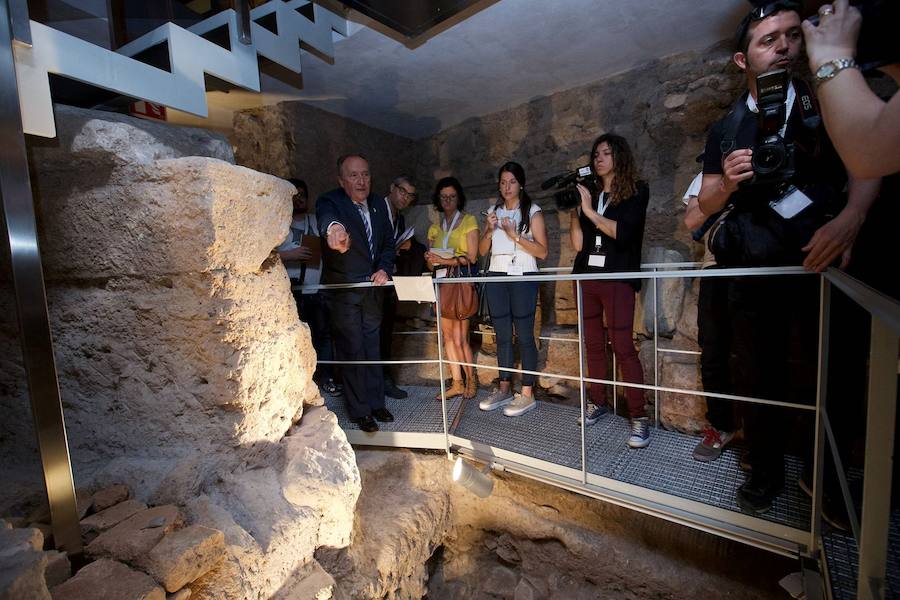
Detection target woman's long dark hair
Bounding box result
[496,161,534,234]
[590,133,638,206]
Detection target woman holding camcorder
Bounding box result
[570,134,651,448]
[477,162,548,418]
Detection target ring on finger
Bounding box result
[818,4,835,16]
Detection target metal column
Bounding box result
[0,0,81,555]
[857,319,899,599]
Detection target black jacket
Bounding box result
[316,189,396,284]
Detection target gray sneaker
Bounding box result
[503,393,537,417]
[479,388,514,411]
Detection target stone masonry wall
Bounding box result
[233,99,418,203]
[1,106,361,598]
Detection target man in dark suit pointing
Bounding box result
[317,154,396,432]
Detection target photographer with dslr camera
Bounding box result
[697,1,880,513]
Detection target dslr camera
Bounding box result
[541,166,596,210]
[748,68,795,186]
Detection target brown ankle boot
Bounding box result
[464,372,478,399]
[436,379,465,401]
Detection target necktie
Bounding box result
[355,202,374,257]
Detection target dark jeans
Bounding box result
[292,288,334,382]
[485,274,539,387]
[580,280,646,419]
[698,270,735,432]
[729,276,817,481]
[326,288,385,419]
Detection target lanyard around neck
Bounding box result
[597,191,610,216]
[441,211,460,248]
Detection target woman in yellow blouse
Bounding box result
[426,177,480,400]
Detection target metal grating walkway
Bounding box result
[823,509,900,599]
[326,385,811,531]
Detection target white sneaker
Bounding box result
[479,388,514,411]
[503,393,537,417]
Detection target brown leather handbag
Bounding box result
[439,266,478,320]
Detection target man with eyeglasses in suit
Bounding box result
[379,175,426,399]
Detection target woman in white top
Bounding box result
[477,161,548,417]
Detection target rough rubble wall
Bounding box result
[233,100,418,201]
[0,106,361,598]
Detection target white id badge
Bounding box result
[770,186,813,220]
[507,264,524,276]
[588,254,606,268]
[595,235,603,248]
[435,268,448,279]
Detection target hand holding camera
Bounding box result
[721,149,755,193]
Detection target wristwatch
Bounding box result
[814,58,858,86]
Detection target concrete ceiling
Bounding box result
[180,0,754,139]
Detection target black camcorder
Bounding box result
[807,0,899,72]
[749,68,795,186]
[541,166,595,210]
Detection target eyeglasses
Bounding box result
[439,194,458,202]
[397,186,418,200]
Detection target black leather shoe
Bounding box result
[372,408,394,423]
[384,379,408,399]
[350,415,379,432]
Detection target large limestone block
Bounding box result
[50,558,164,600]
[0,526,51,600]
[48,263,310,480]
[281,407,361,548]
[317,449,452,600]
[86,505,184,564]
[33,156,293,280]
[183,409,358,600]
[140,525,225,592]
[80,499,148,537]
[44,105,233,168]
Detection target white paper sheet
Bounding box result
[392,276,437,303]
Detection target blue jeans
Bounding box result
[485,273,539,386]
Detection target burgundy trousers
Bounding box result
[579,280,646,418]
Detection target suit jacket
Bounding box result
[316,188,396,285]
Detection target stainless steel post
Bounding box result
[576,279,586,484]
[434,280,450,457]
[0,0,81,556]
[809,276,830,553]
[653,268,659,427]
[857,319,898,600]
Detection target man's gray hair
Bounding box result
[336,153,368,174]
[392,174,415,188]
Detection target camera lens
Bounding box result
[752,138,786,175]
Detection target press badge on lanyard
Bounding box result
[769,185,813,220]
[587,192,609,268]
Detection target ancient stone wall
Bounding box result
[1,106,361,598]
[233,99,419,202]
